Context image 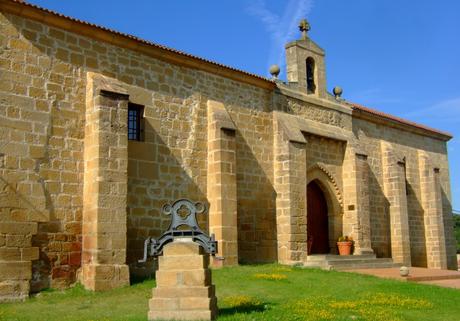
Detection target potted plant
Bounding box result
[337,236,353,255]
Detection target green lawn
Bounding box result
[1,264,459,321]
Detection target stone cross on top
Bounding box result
[299,18,311,40]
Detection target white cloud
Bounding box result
[403,97,460,123]
[347,87,403,107]
[246,0,314,77]
[246,0,280,35]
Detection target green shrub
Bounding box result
[453,213,460,253]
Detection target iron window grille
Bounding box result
[128,103,144,141]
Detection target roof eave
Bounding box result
[350,103,453,142]
[0,0,276,91]
[1,1,453,142]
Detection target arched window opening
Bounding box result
[306,57,316,94]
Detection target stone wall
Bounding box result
[1,13,84,298]
[0,4,457,302]
[230,103,276,263]
[122,64,276,267]
[304,134,345,189]
[0,10,276,289]
[126,92,209,269]
[352,117,456,269]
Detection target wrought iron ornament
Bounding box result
[139,199,217,262]
[299,18,310,39]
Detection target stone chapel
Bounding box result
[0,0,457,302]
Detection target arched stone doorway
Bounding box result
[307,180,330,254]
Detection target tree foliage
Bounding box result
[453,213,460,253]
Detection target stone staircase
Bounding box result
[303,254,401,270]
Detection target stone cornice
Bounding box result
[273,111,351,144]
[351,104,452,142]
[276,84,353,116]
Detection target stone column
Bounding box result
[381,142,411,266]
[418,151,447,269]
[342,147,373,255]
[206,100,238,267]
[273,117,307,264]
[82,84,130,290]
[149,241,217,321]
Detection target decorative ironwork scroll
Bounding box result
[139,199,217,262]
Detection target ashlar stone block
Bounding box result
[149,240,217,321]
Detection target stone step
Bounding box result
[306,254,376,262]
[303,255,400,271]
[303,261,329,268]
[327,258,393,266]
[332,261,400,271]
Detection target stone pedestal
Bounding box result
[148,240,217,321]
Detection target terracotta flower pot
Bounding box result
[337,241,353,255]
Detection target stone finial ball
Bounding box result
[333,86,343,98]
[269,64,280,78]
[399,266,410,277]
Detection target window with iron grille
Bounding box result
[128,103,144,141]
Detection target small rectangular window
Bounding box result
[128,103,144,141]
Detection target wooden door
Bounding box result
[307,181,330,254]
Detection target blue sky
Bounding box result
[29,0,460,210]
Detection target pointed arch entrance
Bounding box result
[306,164,344,255]
[307,180,330,254]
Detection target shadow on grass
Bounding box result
[218,302,268,316]
[130,275,155,285]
